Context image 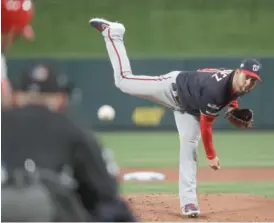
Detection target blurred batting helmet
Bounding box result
[1,0,34,40]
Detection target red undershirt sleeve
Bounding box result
[228,100,239,108]
[200,113,217,160]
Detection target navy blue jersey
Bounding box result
[176,69,244,117]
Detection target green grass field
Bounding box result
[8,0,274,57]
[96,131,274,197]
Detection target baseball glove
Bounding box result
[225,108,254,128]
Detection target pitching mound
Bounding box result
[121,167,274,182]
[124,193,274,222]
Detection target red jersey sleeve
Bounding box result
[228,100,239,109]
[200,113,217,160]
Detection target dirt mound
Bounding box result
[124,193,274,222]
[121,167,274,182]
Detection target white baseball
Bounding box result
[97,105,115,121]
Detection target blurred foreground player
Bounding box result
[1,0,34,108]
[2,65,136,222]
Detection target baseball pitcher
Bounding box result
[89,18,261,218]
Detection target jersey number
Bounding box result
[212,70,232,82]
[6,0,31,11]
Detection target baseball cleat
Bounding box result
[89,18,125,35]
[89,18,112,32]
[182,203,200,218]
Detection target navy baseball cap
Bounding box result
[239,59,262,81]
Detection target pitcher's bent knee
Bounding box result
[114,73,136,95]
[180,140,199,156]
